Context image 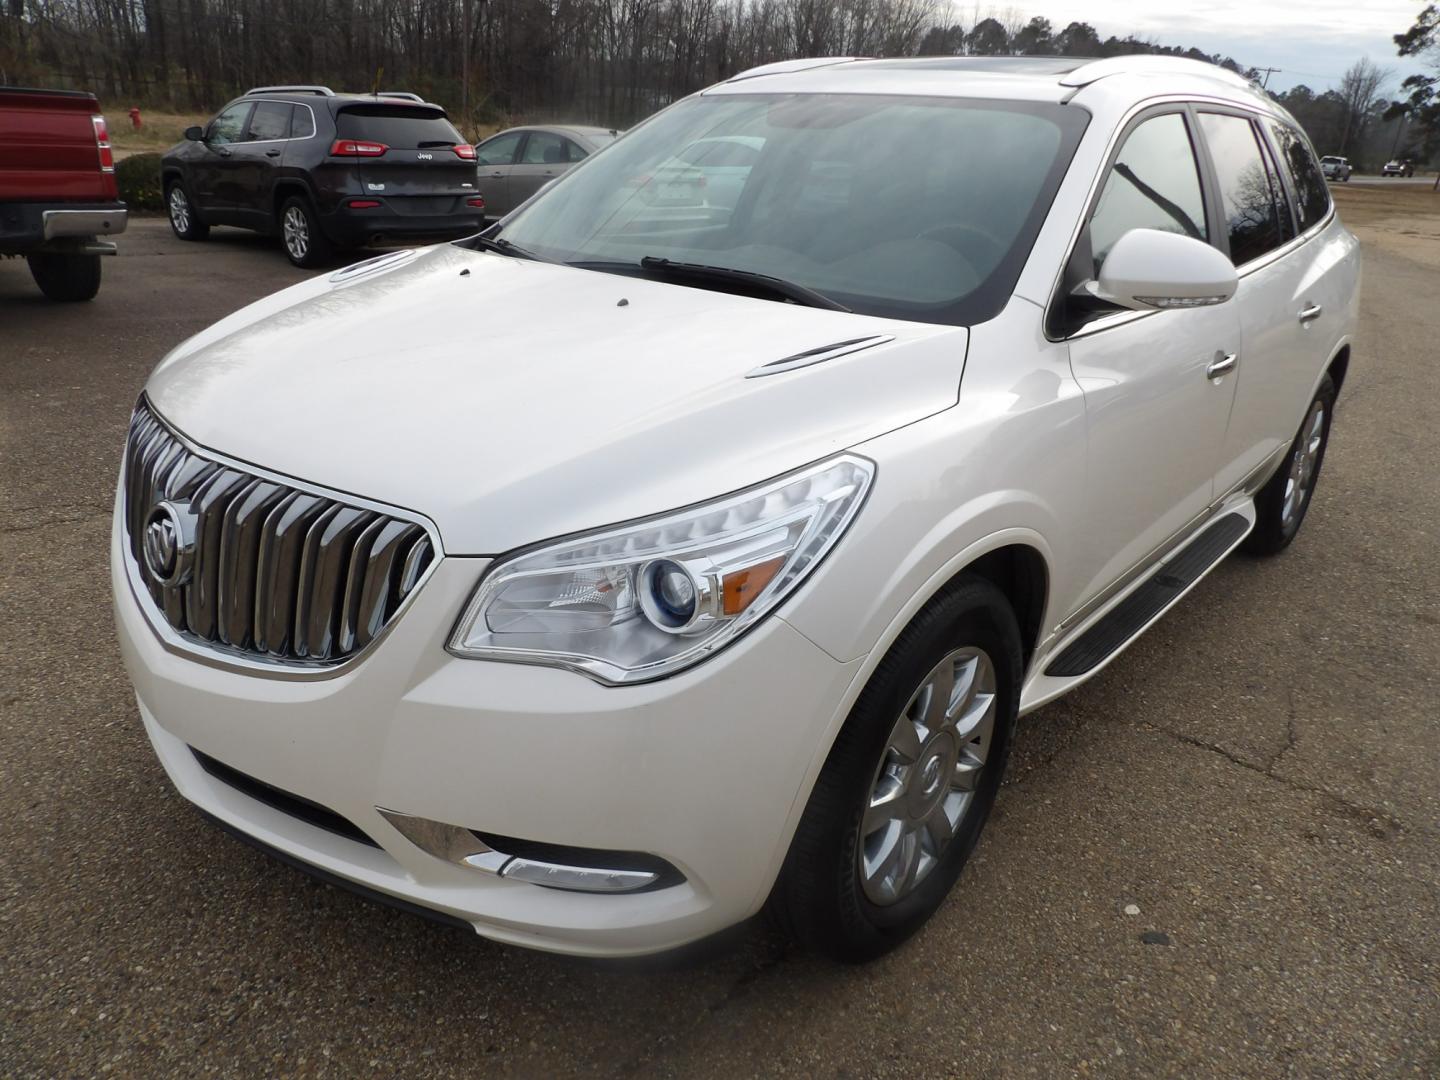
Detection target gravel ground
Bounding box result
[1,210,1437,1078]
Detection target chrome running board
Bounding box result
[1020,499,1256,714]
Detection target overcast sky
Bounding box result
[957,0,1431,94]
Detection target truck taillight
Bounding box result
[329,139,388,157]
[466,196,486,208]
[453,144,477,160]
[92,115,114,173]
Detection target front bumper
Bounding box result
[111,501,863,956]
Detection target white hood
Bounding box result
[146,243,966,553]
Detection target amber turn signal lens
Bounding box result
[721,556,785,616]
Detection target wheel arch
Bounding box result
[1326,343,1351,398]
[955,544,1049,672]
[271,178,316,223]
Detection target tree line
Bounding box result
[0,0,1260,126]
[0,0,1434,166]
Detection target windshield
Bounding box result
[494,94,1087,325]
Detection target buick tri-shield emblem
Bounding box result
[142,501,195,587]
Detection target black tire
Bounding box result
[771,576,1022,962]
[278,195,334,268]
[26,253,102,302]
[1243,373,1337,556]
[166,180,209,241]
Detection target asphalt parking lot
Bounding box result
[2,199,1438,1077]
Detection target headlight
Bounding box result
[448,455,874,684]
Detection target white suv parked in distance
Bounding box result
[1320,154,1352,181]
[113,54,1360,961]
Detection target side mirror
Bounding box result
[1086,228,1237,312]
[185,125,205,142]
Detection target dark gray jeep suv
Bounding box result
[161,86,486,267]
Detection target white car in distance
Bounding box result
[114,54,1359,962]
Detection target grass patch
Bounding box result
[109,111,211,155]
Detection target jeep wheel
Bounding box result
[26,253,102,302]
[771,576,1021,962]
[279,196,333,268]
[167,182,209,241]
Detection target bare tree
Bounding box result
[1336,56,1391,154]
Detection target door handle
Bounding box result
[1298,303,1323,324]
[489,171,503,178]
[215,147,231,157]
[265,149,281,158]
[1206,352,1238,380]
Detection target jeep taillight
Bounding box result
[329,139,388,157]
[92,115,114,173]
[453,144,477,160]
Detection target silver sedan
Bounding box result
[473,124,620,218]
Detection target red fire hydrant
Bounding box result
[128,106,142,131]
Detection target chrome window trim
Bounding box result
[234,99,319,145]
[1044,92,1308,343]
[121,397,446,682]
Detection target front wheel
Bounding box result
[27,253,102,301]
[1244,374,1336,555]
[166,182,209,241]
[771,577,1022,962]
[279,196,333,268]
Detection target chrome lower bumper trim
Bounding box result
[43,208,128,239]
[376,807,663,893]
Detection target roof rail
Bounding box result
[245,85,336,97]
[1060,56,1253,90]
[726,57,860,83]
[376,91,426,103]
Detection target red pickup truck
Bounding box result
[1,86,128,300]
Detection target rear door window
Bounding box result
[244,101,291,142]
[1269,123,1330,232]
[335,106,463,148]
[1088,112,1207,272]
[1197,112,1288,265]
[476,131,523,166]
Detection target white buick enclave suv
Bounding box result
[113,55,1360,961]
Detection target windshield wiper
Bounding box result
[471,235,550,262]
[635,257,850,312]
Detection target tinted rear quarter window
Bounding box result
[290,105,316,140]
[336,106,462,148]
[1270,123,1330,231]
[1198,112,1288,265]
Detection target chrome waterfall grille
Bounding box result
[122,402,437,667]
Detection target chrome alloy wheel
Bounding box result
[1282,399,1326,530]
[859,646,998,906]
[168,186,191,233]
[282,205,309,262]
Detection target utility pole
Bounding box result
[1256,67,1281,90]
[1390,110,1407,158]
[462,0,473,139]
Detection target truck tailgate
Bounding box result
[0,88,116,202]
